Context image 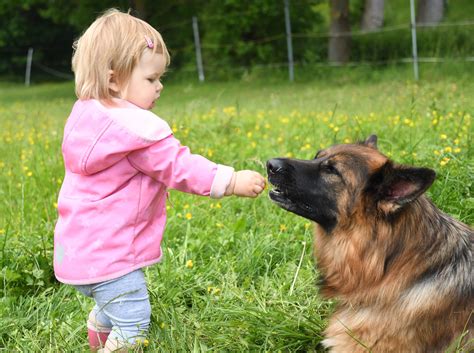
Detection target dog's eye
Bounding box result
[322,162,339,175]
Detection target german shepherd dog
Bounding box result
[267,135,473,353]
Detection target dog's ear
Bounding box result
[369,162,436,213]
[364,135,378,149]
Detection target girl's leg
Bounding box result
[91,269,151,352]
[74,284,113,352]
[87,305,112,351]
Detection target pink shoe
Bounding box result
[87,328,110,351]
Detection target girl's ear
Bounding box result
[108,70,120,94]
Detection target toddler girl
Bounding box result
[53,9,265,352]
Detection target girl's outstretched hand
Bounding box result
[225,170,266,198]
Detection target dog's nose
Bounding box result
[267,158,286,174]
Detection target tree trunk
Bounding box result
[417,0,445,24]
[361,0,385,31]
[329,0,351,64]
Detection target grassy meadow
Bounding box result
[0,65,473,352]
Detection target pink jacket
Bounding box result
[54,99,234,285]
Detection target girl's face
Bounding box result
[120,51,166,110]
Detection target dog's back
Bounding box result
[267,135,473,352]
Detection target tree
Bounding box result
[329,0,351,64]
[417,0,445,25]
[361,0,384,31]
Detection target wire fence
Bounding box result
[6,5,474,86]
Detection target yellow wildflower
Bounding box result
[440,158,450,166]
[279,224,287,232]
[207,286,220,295]
[186,260,193,269]
[185,213,192,220]
[300,143,311,151]
[223,106,236,116]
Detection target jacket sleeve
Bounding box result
[127,135,234,198]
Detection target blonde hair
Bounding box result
[72,9,170,100]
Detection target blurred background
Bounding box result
[1,0,474,83]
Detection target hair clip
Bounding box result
[145,35,154,49]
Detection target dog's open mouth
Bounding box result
[268,182,299,212]
[269,181,315,221]
[269,186,290,204]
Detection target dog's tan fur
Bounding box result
[314,143,473,352]
[268,137,473,352]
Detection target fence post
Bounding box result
[284,0,294,82]
[192,16,205,82]
[25,47,33,87]
[409,0,419,81]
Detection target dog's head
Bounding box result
[266,135,436,233]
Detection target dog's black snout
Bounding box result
[267,158,286,174]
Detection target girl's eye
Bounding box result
[147,78,154,83]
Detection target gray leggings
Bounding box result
[74,269,151,344]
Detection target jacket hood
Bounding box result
[62,99,172,175]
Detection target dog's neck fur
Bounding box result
[313,195,472,308]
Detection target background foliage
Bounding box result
[2,0,474,81]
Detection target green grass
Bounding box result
[0,66,473,352]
